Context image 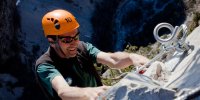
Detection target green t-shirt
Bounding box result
[37,42,101,96]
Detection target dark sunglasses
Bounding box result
[58,32,80,43]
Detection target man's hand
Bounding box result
[82,86,110,100]
[58,85,110,100]
[129,54,150,67]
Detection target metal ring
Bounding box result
[176,24,187,42]
[153,23,176,44]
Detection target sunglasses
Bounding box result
[58,32,80,43]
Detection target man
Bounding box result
[35,9,149,100]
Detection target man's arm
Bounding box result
[51,75,109,100]
[96,51,149,69]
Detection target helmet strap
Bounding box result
[54,36,67,58]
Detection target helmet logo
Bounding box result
[65,17,72,22]
[47,18,60,30]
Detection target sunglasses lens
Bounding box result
[60,37,72,43]
[59,32,79,43]
[74,35,79,40]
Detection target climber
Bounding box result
[35,9,149,100]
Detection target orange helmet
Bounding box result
[42,9,80,37]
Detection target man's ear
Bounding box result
[47,38,56,47]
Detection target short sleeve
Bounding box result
[85,42,101,63]
[37,63,61,96]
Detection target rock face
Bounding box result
[0,0,19,64]
[102,25,200,100]
[0,0,45,99]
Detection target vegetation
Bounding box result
[189,12,200,33]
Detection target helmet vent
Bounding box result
[46,18,60,30]
[54,19,60,29]
[51,18,54,21]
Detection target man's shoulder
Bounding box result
[35,47,51,67]
[78,41,87,46]
[78,41,89,50]
[79,41,97,49]
[78,41,98,52]
[79,41,94,46]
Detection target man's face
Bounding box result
[56,29,80,58]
